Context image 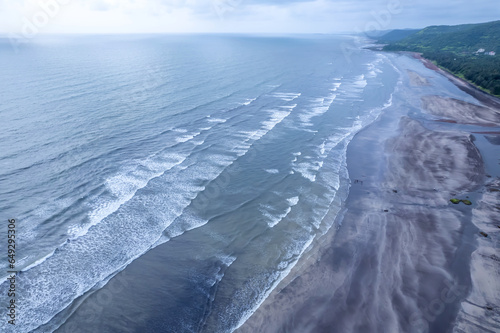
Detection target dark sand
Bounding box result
[454,179,500,332]
[237,57,500,332]
[421,96,500,127]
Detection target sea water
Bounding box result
[0,34,400,332]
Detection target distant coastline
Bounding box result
[365,43,500,106]
[408,52,500,109]
[376,20,500,98]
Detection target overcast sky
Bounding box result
[1,0,499,35]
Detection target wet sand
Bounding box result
[454,179,500,332]
[421,95,500,127]
[410,52,500,110]
[237,56,500,332]
[407,70,431,87]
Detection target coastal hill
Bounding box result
[380,20,500,96]
[376,29,420,43]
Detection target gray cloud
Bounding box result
[1,0,498,34]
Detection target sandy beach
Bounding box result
[454,178,500,332]
[237,54,500,332]
[421,95,500,127]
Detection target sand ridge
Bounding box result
[421,95,500,127]
[454,179,500,333]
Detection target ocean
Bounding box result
[0,34,400,332]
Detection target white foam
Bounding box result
[319,142,326,155]
[207,117,227,123]
[354,74,367,88]
[262,109,291,131]
[176,132,201,143]
[259,207,277,225]
[265,169,279,174]
[5,68,398,332]
[287,196,299,206]
[295,87,394,187]
[366,56,384,75]
[292,161,320,182]
[334,72,370,102]
[242,98,256,106]
[280,104,297,110]
[259,196,300,228]
[21,249,56,272]
[2,86,353,333]
[207,254,238,288]
[291,125,357,183]
[237,108,291,150]
[271,92,301,102]
[68,147,203,240]
[153,210,210,246]
[299,95,336,126]
[11,179,216,331]
[331,82,342,91]
[191,139,205,146]
[291,152,301,163]
[232,236,314,331]
[232,83,399,333]
[219,254,237,267]
[299,81,339,127]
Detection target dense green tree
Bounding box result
[380,20,500,96]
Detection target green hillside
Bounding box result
[376,29,420,43]
[380,21,500,96]
[383,20,500,53]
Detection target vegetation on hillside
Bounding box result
[376,29,420,43]
[380,20,500,96]
[423,51,500,95]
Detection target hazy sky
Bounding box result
[1,0,499,35]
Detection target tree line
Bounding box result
[422,51,500,96]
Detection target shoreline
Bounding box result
[237,53,500,332]
[49,48,500,333]
[409,52,500,110]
